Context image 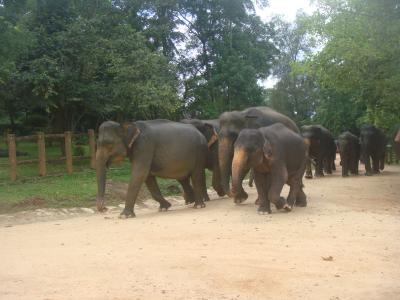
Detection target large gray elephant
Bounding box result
[231,123,307,213]
[180,118,225,197]
[218,106,299,195]
[96,120,208,218]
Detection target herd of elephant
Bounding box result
[95,106,390,218]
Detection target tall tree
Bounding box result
[306,0,400,132]
[178,0,276,118]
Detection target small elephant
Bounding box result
[230,123,307,214]
[360,125,387,176]
[301,125,336,178]
[180,118,225,197]
[218,106,300,196]
[337,131,360,177]
[96,120,208,218]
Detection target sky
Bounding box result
[256,0,316,23]
[256,0,316,88]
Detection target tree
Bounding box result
[306,0,400,133]
[266,14,319,125]
[177,0,277,118]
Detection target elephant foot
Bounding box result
[373,170,380,174]
[214,187,226,197]
[233,190,248,204]
[217,191,226,197]
[305,174,313,179]
[274,197,286,210]
[159,201,171,212]
[184,196,195,205]
[258,206,272,214]
[364,172,373,176]
[315,173,324,177]
[255,198,260,205]
[119,208,136,219]
[296,193,307,207]
[193,201,206,209]
[342,173,349,177]
[283,204,292,212]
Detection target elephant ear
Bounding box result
[204,123,218,147]
[121,122,141,149]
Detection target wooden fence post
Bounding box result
[88,129,96,169]
[65,131,73,174]
[37,132,46,176]
[7,134,17,181]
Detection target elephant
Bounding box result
[96,120,208,218]
[218,106,299,196]
[337,131,360,177]
[301,125,336,178]
[230,123,307,214]
[359,124,387,176]
[180,118,225,197]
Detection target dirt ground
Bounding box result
[1,163,400,300]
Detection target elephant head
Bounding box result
[218,111,248,195]
[301,125,322,154]
[180,119,218,147]
[96,121,140,212]
[230,129,273,204]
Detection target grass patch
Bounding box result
[0,138,213,213]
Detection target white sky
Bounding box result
[256,0,316,23]
[256,0,316,88]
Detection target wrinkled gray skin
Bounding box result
[359,125,387,176]
[96,120,208,218]
[180,119,225,197]
[338,131,360,177]
[218,107,299,196]
[301,125,336,178]
[231,123,307,214]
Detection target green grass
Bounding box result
[0,138,213,213]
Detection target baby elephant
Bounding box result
[230,123,308,214]
[337,131,360,177]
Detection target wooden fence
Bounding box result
[5,130,96,181]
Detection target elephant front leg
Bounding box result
[121,162,150,218]
[268,167,290,212]
[145,175,171,211]
[341,156,349,177]
[211,165,225,197]
[364,155,373,176]
[372,154,380,174]
[305,159,313,179]
[315,157,324,177]
[179,177,195,204]
[254,171,271,214]
[191,168,206,209]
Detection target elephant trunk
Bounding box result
[218,137,234,196]
[230,149,249,203]
[96,148,109,212]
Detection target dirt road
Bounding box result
[1,164,400,299]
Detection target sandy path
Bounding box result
[1,165,400,299]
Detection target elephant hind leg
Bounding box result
[179,177,195,204]
[296,188,307,207]
[191,167,207,209]
[145,176,171,211]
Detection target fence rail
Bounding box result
[5,129,96,181]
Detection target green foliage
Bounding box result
[178,0,277,118]
[305,0,400,133]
